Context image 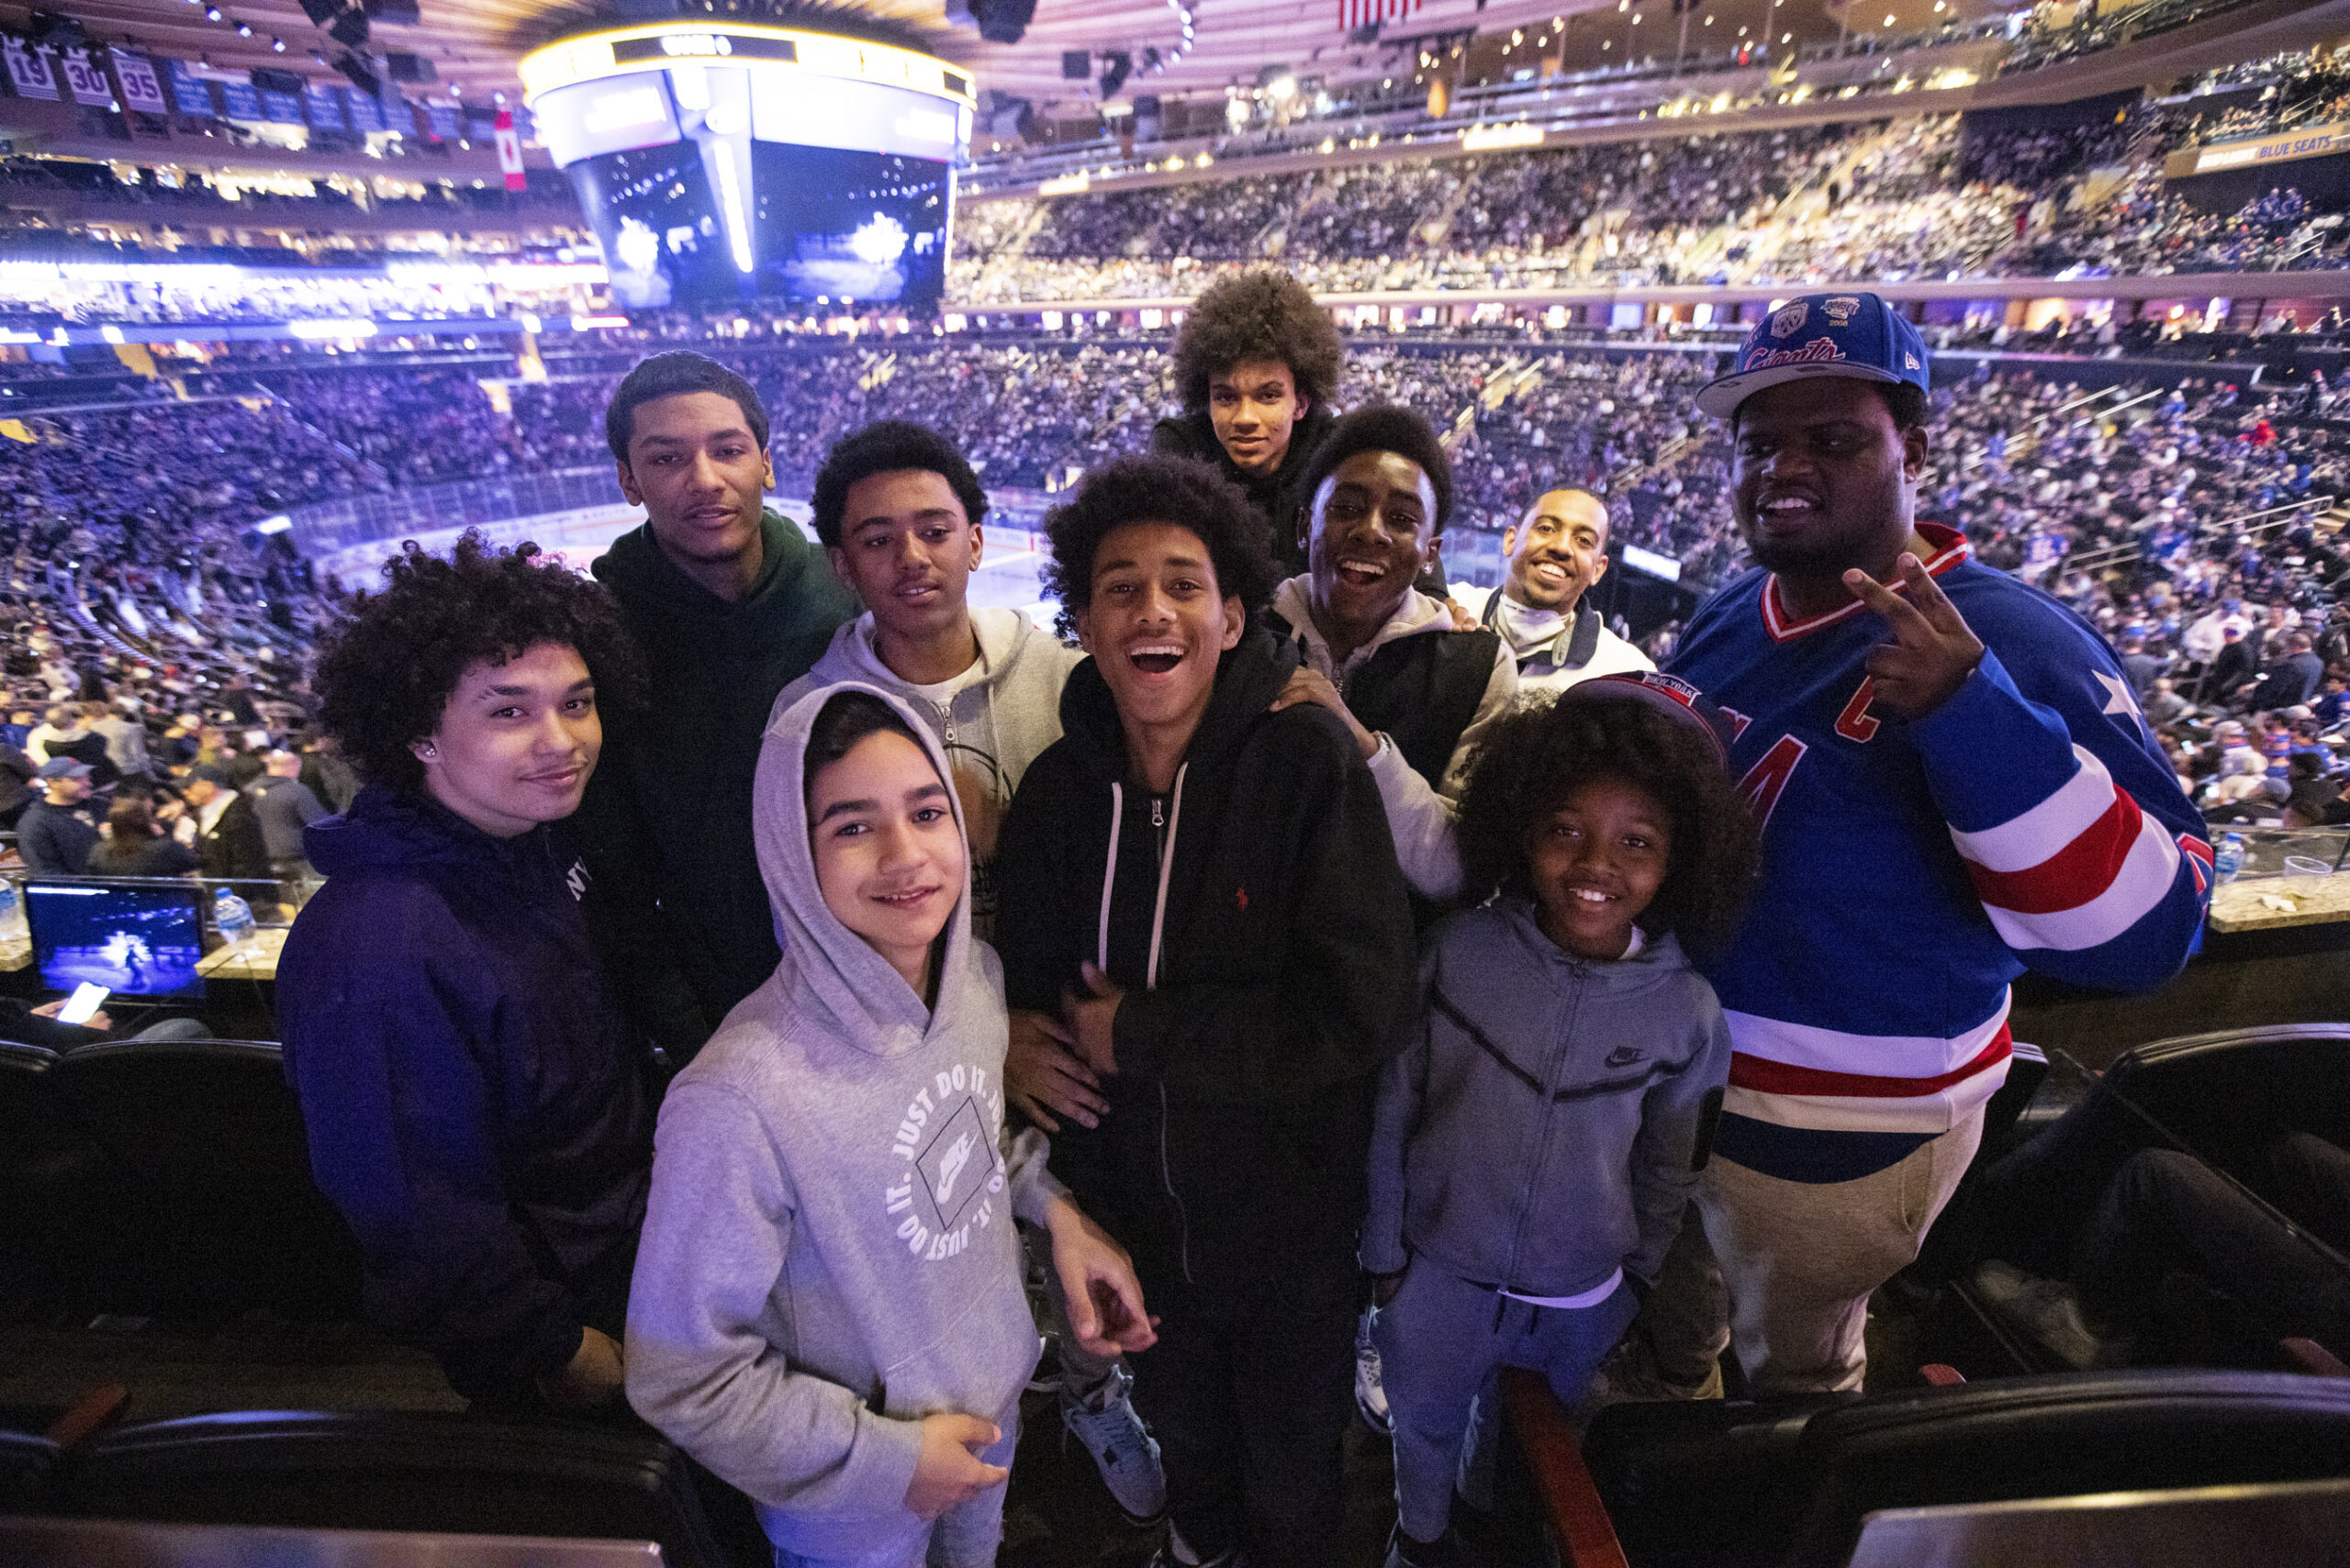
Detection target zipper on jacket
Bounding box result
[1500,963,1587,1292]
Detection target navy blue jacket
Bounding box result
[278,786,653,1401]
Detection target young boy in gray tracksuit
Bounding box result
[1361,674,1757,1568]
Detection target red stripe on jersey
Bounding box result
[1961,788,2143,915]
[1729,1024,2013,1098]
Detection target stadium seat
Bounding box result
[0,1429,60,1516]
[48,1038,362,1321]
[1581,1394,1858,1568]
[60,1410,728,1568]
[1785,1370,2350,1567]
[0,1041,118,1315]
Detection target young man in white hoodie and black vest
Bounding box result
[1447,488,1653,698]
[1267,406,1518,908]
[771,420,1167,1525]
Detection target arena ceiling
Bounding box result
[0,0,1897,122]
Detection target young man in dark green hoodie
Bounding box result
[578,352,859,1065]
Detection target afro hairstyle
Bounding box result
[1456,691,1760,958]
[809,420,989,550]
[604,350,769,464]
[1171,269,1345,414]
[312,530,644,793]
[1041,454,1280,640]
[1298,404,1456,533]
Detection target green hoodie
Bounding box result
[578,507,858,1062]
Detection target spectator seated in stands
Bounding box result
[16,757,101,876]
[276,530,657,1413]
[178,764,269,886]
[87,792,198,879]
[1151,269,1343,577]
[1975,1129,2350,1372]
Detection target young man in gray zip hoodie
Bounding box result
[770,421,1164,1524]
[626,684,1152,1568]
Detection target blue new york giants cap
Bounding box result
[1694,292,1930,420]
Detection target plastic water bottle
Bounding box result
[213,888,257,954]
[0,880,24,944]
[2215,833,2245,885]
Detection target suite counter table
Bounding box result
[0,926,283,980]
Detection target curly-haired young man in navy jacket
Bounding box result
[279,531,656,1413]
[995,454,1416,1568]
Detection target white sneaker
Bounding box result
[1356,1305,1393,1435]
[1061,1364,1168,1526]
[1147,1526,1244,1567]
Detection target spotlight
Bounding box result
[272,36,285,50]
[235,22,252,37]
[205,7,220,20]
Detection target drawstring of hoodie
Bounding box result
[1096,765,1195,1282]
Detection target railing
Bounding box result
[282,467,626,559]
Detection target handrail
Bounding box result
[1499,1367,1631,1568]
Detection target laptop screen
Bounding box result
[24,880,207,999]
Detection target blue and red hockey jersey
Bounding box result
[1666,523,2211,1183]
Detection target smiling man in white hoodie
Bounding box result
[771,420,1165,1526]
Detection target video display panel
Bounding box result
[565,141,741,309]
[26,880,206,999]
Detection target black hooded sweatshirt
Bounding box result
[278,786,654,1402]
[1151,406,1337,578]
[992,627,1416,1291]
[578,510,858,1061]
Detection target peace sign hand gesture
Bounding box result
[1843,552,1986,721]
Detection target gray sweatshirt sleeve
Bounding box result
[1004,1124,1069,1228]
[1360,951,1438,1277]
[1624,984,1733,1285]
[625,1081,926,1521]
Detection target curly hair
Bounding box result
[311,531,645,793]
[1296,404,1455,533]
[1041,454,1280,640]
[1171,269,1345,413]
[809,420,988,549]
[1456,695,1760,958]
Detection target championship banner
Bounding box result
[494,106,525,190]
[58,46,114,106]
[259,87,304,124]
[346,86,385,132]
[111,49,168,115]
[217,78,262,119]
[305,81,345,129]
[4,38,60,102]
[165,58,216,116]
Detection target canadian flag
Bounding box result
[494,107,525,192]
[1338,0,1421,28]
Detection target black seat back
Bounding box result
[63,1411,724,1568]
[0,1042,118,1314]
[1788,1370,2350,1566]
[0,1428,60,1515]
[49,1038,362,1320]
[1583,1394,1855,1568]
[2108,1025,2350,1170]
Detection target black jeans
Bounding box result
[1126,1252,1359,1567]
[2076,1133,2350,1355]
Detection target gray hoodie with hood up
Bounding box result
[625,682,1067,1561]
[771,605,1084,941]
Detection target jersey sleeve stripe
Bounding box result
[1961,788,2143,915]
[1945,744,2112,870]
[1980,812,2185,952]
[1726,1063,2010,1132]
[1722,1002,2010,1081]
[1727,1022,2012,1099]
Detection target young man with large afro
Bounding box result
[1151,268,1346,577]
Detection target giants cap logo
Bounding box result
[1769,302,1808,338]
[1823,295,1863,326]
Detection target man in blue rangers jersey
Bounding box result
[1662,292,2211,1395]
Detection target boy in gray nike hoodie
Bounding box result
[1361,675,1758,1568]
[626,683,1153,1568]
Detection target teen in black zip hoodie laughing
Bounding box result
[993,454,1416,1568]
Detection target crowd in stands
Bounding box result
[951,107,2350,305]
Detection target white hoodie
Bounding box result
[773,606,1084,940]
[627,682,1066,1562]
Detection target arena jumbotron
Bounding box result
[6,0,2350,1562]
